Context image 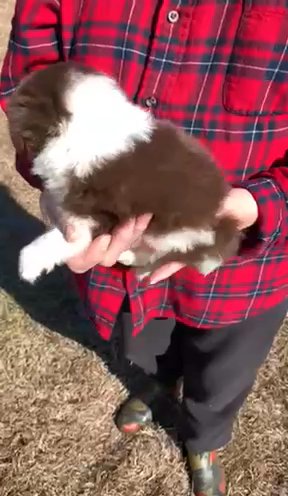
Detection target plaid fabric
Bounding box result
[1,0,288,340]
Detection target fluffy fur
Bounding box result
[7,62,240,283]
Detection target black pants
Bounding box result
[120,300,287,452]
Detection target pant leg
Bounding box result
[120,310,181,379]
[179,300,287,453]
[118,292,182,378]
[119,290,185,383]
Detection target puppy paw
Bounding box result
[118,249,136,266]
[135,267,151,281]
[19,243,55,283]
[196,255,222,276]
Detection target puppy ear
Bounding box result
[6,91,38,155]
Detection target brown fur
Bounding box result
[7,62,241,274]
[7,62,95,157]
[142,217,241,272]
[63,122,240,268]
[64,123,226,230]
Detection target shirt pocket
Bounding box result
[223,7,288,116]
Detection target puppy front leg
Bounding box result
[118,239,156,268]
[19,224,93,283]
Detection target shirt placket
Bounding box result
[136,0,194,116]
[127,1,196,330]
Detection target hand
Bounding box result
[40,191,152,273]
[149,188,258,284]
[216,187,258,230]
[40,187,258,279]
[66,214,152,273]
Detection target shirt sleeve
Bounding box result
[0,0,61,190]
[237,155,288,256]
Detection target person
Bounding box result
[1,1,288,495]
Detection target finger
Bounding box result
[101,218,138,267]
[150,262,185,284]
[67,234,111,273]
[69,213,152,270]
[65,224,78,243]
[129,213,153,249]
[134,213,153,234]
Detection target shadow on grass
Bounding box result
[0,183,180,442]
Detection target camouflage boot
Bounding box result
[187,451,226,496]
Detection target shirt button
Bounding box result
[144,96,158,108]
[167,10,179,23]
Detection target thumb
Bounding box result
[65,223,78,242]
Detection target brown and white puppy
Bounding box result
[7,62,240,283]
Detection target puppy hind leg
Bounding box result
[19,224,93,283]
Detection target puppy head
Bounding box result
[6,63,73,158]
[6,62,150,185]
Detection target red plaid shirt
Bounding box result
[1,0,288,340]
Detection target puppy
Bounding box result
[7,62,241,283]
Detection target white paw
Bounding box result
[19,243,55,284]
[196,255,222,276]
[118,249,136,266]
[135,268,151,281]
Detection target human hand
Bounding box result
[65,214,152,273]
[40,191,152,273]
[149,188,258,284]
[216,187,258,230]
[40,187,258,279]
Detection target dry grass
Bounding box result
[0,1,287,494]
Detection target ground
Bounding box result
[0,2,287,495]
